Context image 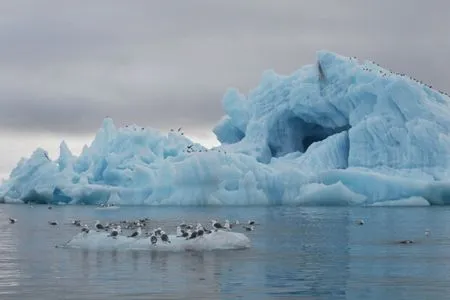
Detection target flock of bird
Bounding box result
[182,144,226,154]
[7,216,257,246]
[8,214,430,245]
[349,57,449,97]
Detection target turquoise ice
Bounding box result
[1,51,450,206]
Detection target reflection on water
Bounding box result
[0,204,450,299]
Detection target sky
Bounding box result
[0,0,449,179]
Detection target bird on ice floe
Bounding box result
[247,220,256,225]
[81,225,90,234]
[224,220,232,230]
[211,220,223,230]
[109,226,121,238]
[150,235,157,245]
[9,218,17,224]
[72,220,81,227]
[95,220,105,231]
[128,225,142,238]
[153,227,162,237]
[161,231,170,243]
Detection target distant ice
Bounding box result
[2,50,450,206]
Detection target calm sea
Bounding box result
[0,204,449,300]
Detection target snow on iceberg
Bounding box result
[2,50,450,206]
[62,230,251,252]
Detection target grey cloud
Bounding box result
[0,0,449,136]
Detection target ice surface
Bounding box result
[63,230,251,252]
[2,50,450,206]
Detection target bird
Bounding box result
[72,220,81,227]
[188,230,198,240]
[9,218,17,224]
[128,226,142,238]
[95,220,105,231]
[150,235,157,245]
[153,227,162,237]
[243,225,254,231]
[248,220,256,225]
[355,219,365,226]
[211,220,223,230]
[109,226,121,238]
[48,221,58,226]
[81,225,90,234]
[224,220,232,230]
[399,240,414,244]
[161,231,170,243]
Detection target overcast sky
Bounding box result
[0,0,449,179]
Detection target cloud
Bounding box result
[0,0,448,136]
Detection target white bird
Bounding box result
[176,226,183,237]
[81,225,90,234]
[224,220,231,230]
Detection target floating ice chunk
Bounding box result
[63,230,251,252]
[371,196,430,207]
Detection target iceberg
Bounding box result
[2,50,450,206]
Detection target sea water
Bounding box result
[1,204,450,299]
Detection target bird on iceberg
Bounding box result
[161,231,170,243]
[176,226,183,237]
[95,220,105,231]
[72,220,81,227]
[81,225,90,234]
[150,234,157,245]
[187,230,197,240]
[211,220,223,231]
[109,226,121,238]
[128,225,142,238]
[224,220,232,230]
[8,218,17,224]
[153,227,162,237]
